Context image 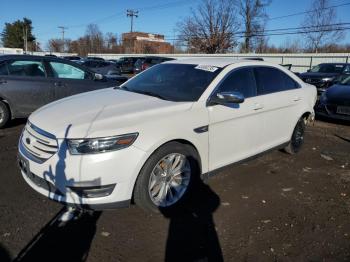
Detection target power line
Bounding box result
[165,23,350,41]
[268,1,350,20]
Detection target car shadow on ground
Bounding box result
[15,124,102,262]
[0,243,11,262]
[6,118,27,128]
[160,179,224,262]
[13,208,102,262]
[316,115,350,126]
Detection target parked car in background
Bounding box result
[299,63,350,94]
[18,58,316,212]
[80,60,122,76]
[133,57,146,74]
[117,56,143,73]
[62,56,82,62]
[316,75,350,121]
[87,56,105,61]
[0,55,127,128]
[134,56,175,74]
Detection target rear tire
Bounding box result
[0,101,10,128]
[284,118,306,154]
[133,142,200,213]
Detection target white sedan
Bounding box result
[18,58,317,212]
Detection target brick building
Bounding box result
[122,32,173,54]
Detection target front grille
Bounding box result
[304,78,320,84]
[21,122,58,163]
[23,169,63,196]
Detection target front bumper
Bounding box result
[315,103,350,121]
[19,137,148,210]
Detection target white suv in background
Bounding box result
[18,58,317,212]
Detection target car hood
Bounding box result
[325,84,350,105]
[299,72,339,79]
[29,88,193,139]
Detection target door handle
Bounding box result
[0,79,7,85]
[253,103,264,110]
[293,96,301,102]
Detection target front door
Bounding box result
[46,61,110,100]
[208,67,266,171]
[3,59,54,116]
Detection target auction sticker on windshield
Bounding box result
[195,65,219,72]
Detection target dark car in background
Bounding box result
[80,60,121,75]
[117,56,143,73]
[0,55,127,128]
[87,56,105,61]
[299,63,350,94]
[316,75,350,121]
[62,56,82,62]
[133,56,175,74]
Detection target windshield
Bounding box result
[310,64,345,73]
[340,75,350,85]
[120,64,222,102]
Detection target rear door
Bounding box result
[208,67,266,170]
[254,66,303,149]
[46,60,110,100]
[1,59,54,116]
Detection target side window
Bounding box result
[49,62,86,80]
[255,67,298,95]
[7,60,46,77]
[343,65,350,73]
[0,62,8,75]
[216,68,257,98]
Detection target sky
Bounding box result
[1,0,350,50]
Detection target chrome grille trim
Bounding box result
[20,122,58,163]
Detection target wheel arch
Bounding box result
[130,138,203,204]
[0,96,12,119]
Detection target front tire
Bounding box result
[0,101,10,128]
[284,118,306,154]
[133,142,200,213]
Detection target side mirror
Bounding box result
[94,73,104,80]
[307,69,311,72]
[209,91,245,106]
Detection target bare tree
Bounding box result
[85,24,104,53]
[239,0,271,53]
[301,0,344,53]
[177,0,240,54]
[47,38,64,52]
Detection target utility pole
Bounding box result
[58,26,67,53]
[126,9,138,33]
[23,26,28,54]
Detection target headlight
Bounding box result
[67,133,138,155]
[321,77,334,82]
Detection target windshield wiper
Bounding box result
[132,90,169,100]
[115,86,169,100]
[114,85,129,90]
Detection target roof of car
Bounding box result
[0,54,68,61]
[164,57,261,68]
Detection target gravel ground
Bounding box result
[0,119,349,262]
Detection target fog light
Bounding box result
[69,184,116,198]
